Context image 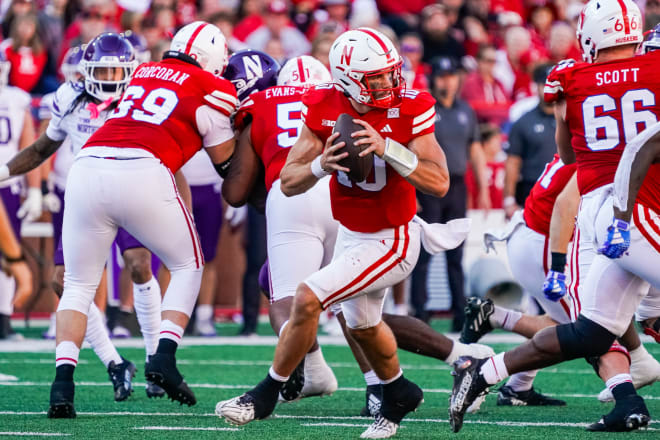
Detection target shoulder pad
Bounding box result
[203,76,239,117]
[234,91,263,132]
[302,84,337,106]
[51,82,84,118]
[399,90,436,117]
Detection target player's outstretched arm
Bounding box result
[280,125,345,197]
[613,123,660,222]
[554,100,574,164]
[222,122,264,207]
[0,132,62,181]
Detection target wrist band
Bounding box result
[310,155,330,178]
[503,196,516,208]
[383,138,418,177]
[4,253,25,263]
[550,252,566,273]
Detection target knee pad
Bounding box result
[57,289,93,315]
[556,315,617,360]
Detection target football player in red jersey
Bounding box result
[448,0,660,432]
[0,21,238,417]
[217,28,451,438]
[223,54,340,400]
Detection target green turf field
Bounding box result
[1,322,659,439]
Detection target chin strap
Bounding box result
[86,97,114,119]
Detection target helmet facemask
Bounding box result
[84,60,136,102]
[350,60,404,108]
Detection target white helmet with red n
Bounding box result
[169,21,228,76]
[277,55,331,87]
[328,27,403,108]
[576,0,643,63]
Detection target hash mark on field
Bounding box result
[132,427,239,432]
[302,423,370,427]
[0,432,70,437]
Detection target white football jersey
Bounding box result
[45,82,113,189]
[0,85,31,188]
[40,92,74,190]
[180,149,222,187]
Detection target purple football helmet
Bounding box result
[61,45,84,84]
[223,50,280,103]
[122,30,151,64]
[81,32,137,102]
[643,23,660,53]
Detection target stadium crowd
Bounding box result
[0,0,657,339]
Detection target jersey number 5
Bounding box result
[109,86,179,125]
[582,89,656,151]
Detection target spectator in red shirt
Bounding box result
[3,13,47,93]
[233,0,266,42]
[461,44,511,125]
[376,0,435,34]
[466,123,506,209]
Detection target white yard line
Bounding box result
[0,432,70,436]
[132,427,239,431]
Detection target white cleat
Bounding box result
[598,349,660,402]
[215,394,257,426]
[360,414,398,439]
[466,390,488,414]
[300,352,338,398]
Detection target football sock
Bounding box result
[195,304,213,323]
[608,374,635,400]
[133,277,161,360]
[480,353,510,385]
[86,304,122,368]
[364,370,380,386]
[445,340,470,365]
[55,364,75,382]
[505,369,538,392]
[630,344,651,363]
[380,369,403,385]
[304,346,325,367]
[248,372,286,418]
[55,341,80,370]
[393,304,408,316]
[0,271,15,315]
[159,319,183,348]
[156,338,178,356]
[489,306,522,331]
[268,366,290,382]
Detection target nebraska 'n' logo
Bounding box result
[341,46,354,66]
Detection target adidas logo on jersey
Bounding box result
[381,124,393,133]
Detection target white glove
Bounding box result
[17,187,43,222]
[42,191,62,213]
[225,205,247,228]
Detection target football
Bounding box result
[332,113,373,182]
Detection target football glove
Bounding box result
[598,218,630,259]
[17,187,43,222]
[543,270,566,302]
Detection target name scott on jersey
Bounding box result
[595,68,639,86]
[133,65,190,85]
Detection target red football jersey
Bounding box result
[302,85,436,233]
[85,58,238,173]
[236,85,306,191]
[465,160,505,209]
[544,51,660,195]
[523,155,577,236]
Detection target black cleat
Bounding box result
[360,384,383,418]
[460,297,494,344]
[107,358,136,402]
[497,385,566,406]
[449,356,490,433]
[144,353,196,406]
[587,395,650,432]
[47,380,76,419]
[144,357,166,398]
[279,359,304,402]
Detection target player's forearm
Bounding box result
[549,174,579,255]
[613,128,660,223]
[555,104,574,164]
[406,160,449,197]
[5,134,61,177]
[503,156,521,199]
[279,160,319,197]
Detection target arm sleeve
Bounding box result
[196,105,234,147]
